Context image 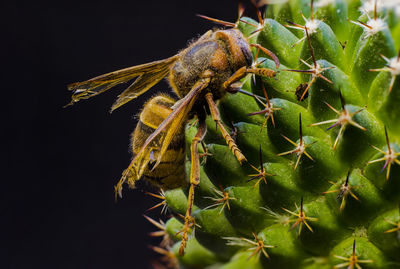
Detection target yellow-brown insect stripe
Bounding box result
[132,95,186,189]
[139,97,175,129]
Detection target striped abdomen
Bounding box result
[131,95,187,189]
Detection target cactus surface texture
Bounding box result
[148,0,400,268]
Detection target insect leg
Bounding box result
[179,119,207,256]
[222,66,247,90]
[246,67,277,78]
[222,66,277,91]
[205,93,247,164]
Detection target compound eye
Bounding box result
[239,39,253,66]
[233,32,253,66]
[241,45,253,66]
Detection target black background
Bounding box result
[4,0,246,268]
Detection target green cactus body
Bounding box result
[149,1,400,268]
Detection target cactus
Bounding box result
[147,0,400,268]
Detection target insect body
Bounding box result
[67,28,279,255]
[129,95,186,190]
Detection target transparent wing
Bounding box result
[66,55,179,110]
[111,67,170,111]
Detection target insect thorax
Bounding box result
[168,29,252,102]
